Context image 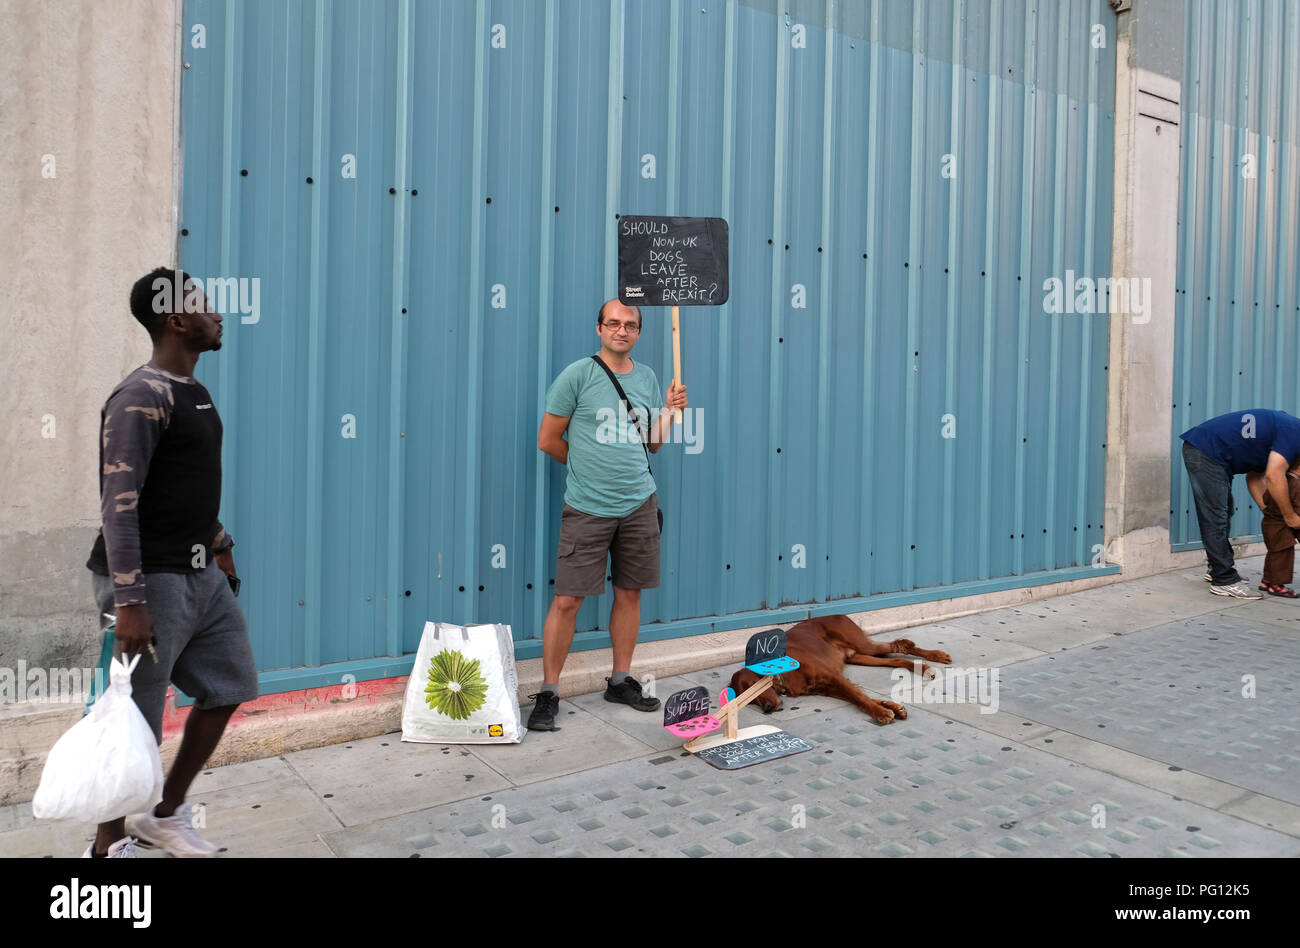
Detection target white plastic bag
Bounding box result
[32,653,164,822]
[401,622,524,744]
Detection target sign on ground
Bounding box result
[693,730,814,770]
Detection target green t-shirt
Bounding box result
[545,356,663,518]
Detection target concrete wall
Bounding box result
[1122,0,1185,81]
[0,0,179,670]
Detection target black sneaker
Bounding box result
[604,675,661,712]
[526,691,561,731]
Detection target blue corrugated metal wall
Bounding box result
[179,0,1116,690]
[1171,0,1300,548]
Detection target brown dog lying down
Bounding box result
[729,615,952,725]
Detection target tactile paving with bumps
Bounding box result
[995,613,1300,805]
[322,697,1299,858]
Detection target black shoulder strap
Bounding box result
[590,354,652,473]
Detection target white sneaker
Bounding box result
[81,836,138,858]
[1209,582,1263,599]
[126,802,217,857]
[1203,572,1212,582]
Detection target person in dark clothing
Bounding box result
[1180,408,1300,598]
[82,268,258,858]
[1246,460,1300,597]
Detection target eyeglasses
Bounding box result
[601,321,640,333]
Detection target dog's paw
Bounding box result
[881,700,907,721]
[927,650,953,665]
[869,705,896,725]
[919,663,937,681]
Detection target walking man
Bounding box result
[1180,408,1300,598]
[84,268,258,856]
[529,299,688,730]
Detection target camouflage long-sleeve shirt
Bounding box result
[86,363,232,606]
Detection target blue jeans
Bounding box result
[1182,441,1241,585]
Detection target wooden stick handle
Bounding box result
[723,675,774,714]
[671,305,682,423]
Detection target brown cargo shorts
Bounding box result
[554,493,660,597]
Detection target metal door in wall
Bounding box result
[180,0,1116,692]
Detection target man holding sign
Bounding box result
[530,299,688,731]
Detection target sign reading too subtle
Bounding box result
[664,686,710,727]
[663,685,719,738]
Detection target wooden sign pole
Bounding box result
[671,304,682,423]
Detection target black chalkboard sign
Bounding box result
[663,686,711,728]
[745,629,786,666]
[745,628,799,675]
[694,730,814,771]
[618,215,729,306]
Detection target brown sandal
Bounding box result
[1259,582,1300,598]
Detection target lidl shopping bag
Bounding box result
[32,653,164,822]
[401,622,524,743]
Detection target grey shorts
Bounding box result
[555,493,661,597]
[92,562,259,743]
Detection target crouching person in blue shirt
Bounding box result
[1180,409,1300,598]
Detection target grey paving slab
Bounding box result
[897,694,1057,742]
[467,697,654,785]
[1063,587,1236,628]
[1136,566,1267,606]
[0,804,111,858]
[268,838,337,858]
[571,673,721,752]
[0,756,340,859]
[906,622,1052,667]
[1220,596,1300,634]
[321,699,1300,858]
[1122,569,1218,596]
[1022,730,1256,811]
[970,616,1114,654]
[946,573,1235,648]
[178,764,342,857]
[191,755,298,794]
[1148,610,1272,637]
[1219,792,1300,838]
[285,733,513,827]
[996,613,1300,806]
[944,604,1115,643]
[945,598,1147,644]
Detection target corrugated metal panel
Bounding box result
[179,0,1116,687]
[1171,0,1300,547]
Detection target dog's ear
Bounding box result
[729,668,754,695]
[730,668,767,705]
